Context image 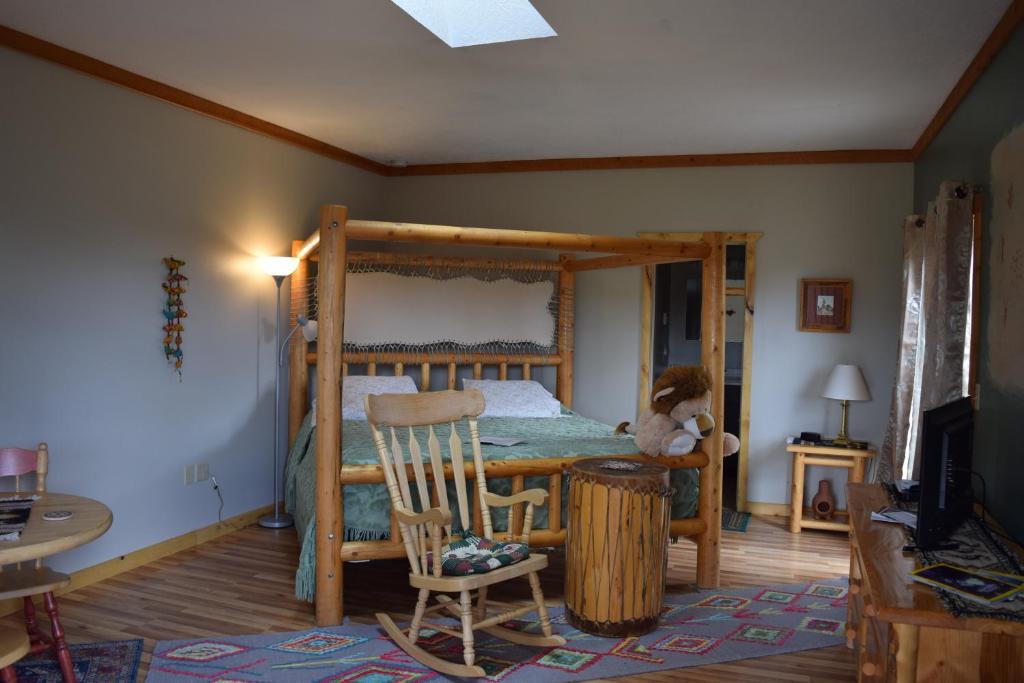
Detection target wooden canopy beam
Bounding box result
[298,230,320,259]
[300,221,714,258]
[638,231,763,245]
[345,251,562,271]
[347,220,710,256]
[564,252,707,273]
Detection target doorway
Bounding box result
[640,233,759,513]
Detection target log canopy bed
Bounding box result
[285,205,728,626]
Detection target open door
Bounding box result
[639,233,760,513]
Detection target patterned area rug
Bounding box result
[16,639,142,682]
[146,579,848,682]
[722,509,751,532]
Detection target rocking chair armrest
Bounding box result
[481,488,548,509]
[482,489,547,544]
[394,505,452,529]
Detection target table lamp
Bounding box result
[822,364,870,446]
[259,255,300,529]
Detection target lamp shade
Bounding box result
[822,364,871,401]
[259,256,299,277]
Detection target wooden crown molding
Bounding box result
[0,24,390,176]
[911,0,1024,160]
[4,2,1023,177]
[390,149,912,176]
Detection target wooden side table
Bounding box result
[787,443,874,533]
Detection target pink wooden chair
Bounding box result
[0,444,75,682]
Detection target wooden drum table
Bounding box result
[565,458,673,636]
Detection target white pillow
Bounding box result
[462,379,562,418]
[342,375,418,421]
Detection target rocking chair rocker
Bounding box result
[365,389,566,678]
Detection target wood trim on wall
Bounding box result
[736,237,759,513]
[392,150,912,176]
[0,504,273,617]
[0,24,389,176]
[745,501,791,518]
[910,0,1024,159]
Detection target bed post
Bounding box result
[315,204,348,626]
[638,264,655,416]
[556,254,575,408]
[288,239,310,446]
[697,232,725,588]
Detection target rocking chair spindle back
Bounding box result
[364,389,565,677]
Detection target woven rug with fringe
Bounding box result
[15,639,142,683]
[146,578,848,682]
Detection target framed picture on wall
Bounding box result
[798,278,852,332]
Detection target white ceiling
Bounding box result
[0,0,1010,165]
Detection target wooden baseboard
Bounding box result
[0,504,273,616]
[746,501,791,517]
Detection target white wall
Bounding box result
[0,47,386,572]
[381,164,913,506]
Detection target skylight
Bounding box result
[391,0,556,48]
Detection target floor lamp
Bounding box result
[259,256,300,529]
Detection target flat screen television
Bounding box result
[916,397,974,549]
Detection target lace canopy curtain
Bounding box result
[879,181,976,482]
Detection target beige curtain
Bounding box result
[879,181,975,482]
[878,216,925,483]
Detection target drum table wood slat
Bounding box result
[565,458,673,637]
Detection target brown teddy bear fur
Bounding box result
[650,365,711,414]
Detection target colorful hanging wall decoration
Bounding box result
[161,256,188,378]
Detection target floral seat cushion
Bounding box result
[431,533,530,576]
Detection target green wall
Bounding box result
[914,26,1024,542]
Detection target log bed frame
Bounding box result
[287,205,727,626]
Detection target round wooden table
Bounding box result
[0,492,111,682]
[0,492,112,565]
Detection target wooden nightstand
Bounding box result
[787,443,875,533]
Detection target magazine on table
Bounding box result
[974,568,1024,598]
[911,563,1024,605]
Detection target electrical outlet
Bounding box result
[196,463,210,482]
[184,464,195,485]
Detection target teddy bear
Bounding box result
[617,365,740,458]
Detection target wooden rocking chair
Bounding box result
[365,389,566,678]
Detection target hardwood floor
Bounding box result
[2,515,856,681]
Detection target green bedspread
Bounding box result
[284,410,698,601]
